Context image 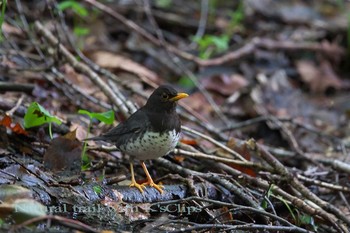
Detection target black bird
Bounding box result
[87,85,188,193]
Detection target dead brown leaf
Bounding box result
[202,74,248,96]
[2,23,23,36]
[181,92,212,119]
[0,115,28,135]
[91,51,159,82]
[218,138,256,177]
[296,60,343,93]
[43,132,82,176]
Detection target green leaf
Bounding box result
[299,214,317,230]
[58,0,88,17]
[192,35,212,49]
[58,1,74,11]
[192,34,230,59]
[299,214,312,225]
[227,0,245,32]
[24,102,62,129]
[155,0,172,8]
[73,26,90,36]
[276,195,296,223]
[78,109,114,125]
[178,76,195,88]
[81,152,91,171]
[210,35,229,52]
[93,185,102,194]
[261,184,274,209]
[0,0,7,42]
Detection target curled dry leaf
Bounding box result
[70,123,89,142]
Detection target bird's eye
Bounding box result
[161,93,169,100]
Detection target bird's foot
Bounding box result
[129,181,146,193]
[142,180,164,194]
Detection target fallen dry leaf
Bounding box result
[0,115,28,135]
[2,22,23,36]
[202,74,248,96]
[218,138,256,177]
[180,138,198,146]
[296,59,343,93]
[43,133,82,176]
[91,51,159,82]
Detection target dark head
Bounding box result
[144,85,188,113]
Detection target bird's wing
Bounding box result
[88,108,149,147]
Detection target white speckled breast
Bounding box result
[119,129,180,160]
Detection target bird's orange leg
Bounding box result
[129,162,145,193]
[141,161,164,194]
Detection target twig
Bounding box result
[155,158,262,210]
[47,69,111,110]
[267,116,307,159]
[6,94,24,116]
[174,148,265,171]
[34,21,130,118]
[297,174,350,193]
[143,0,229,124]
[49,0,135,114]
[154,196,292,226]
[318,159,350,174]
[82,2,347,68]
[195,38,345,66]
[182,126,246,161]
[15,0,47,61]
[187,0,209,49]
[85,0,230,124]
[169,223,313,233]
[10,215,99,233]
[0,97,27,116]
[246,139,350,232]
[217,161,345,232]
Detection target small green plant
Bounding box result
[58,0,88,17]
[93,185,102,194]
[298,213,317,231]
[73,26,90,37]
[277,195,297,223]
[155,0,172,8]
[24,102,62,139]
[192,34,229,59]
[261,186,316,229]
[261,184,274,209]
[178,75,195,88]
[78,109,114,171]
[0,0,7,41]
[225,0,245,36]
[191,1,245,59]
[58,0,90,38]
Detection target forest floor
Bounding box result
[1,0,350,232]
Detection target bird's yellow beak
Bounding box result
[169,93,189,102]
